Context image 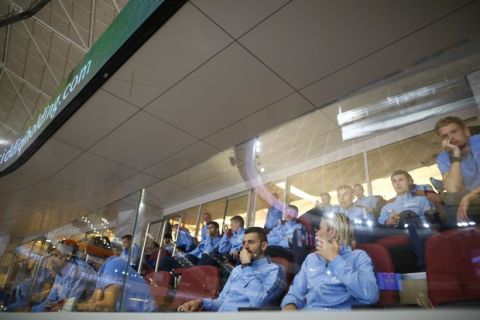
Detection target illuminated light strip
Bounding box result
[276,182,320,202]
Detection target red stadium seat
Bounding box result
[144,271,173,310]
[376,234,418,273]
[270,256,294,287]
[425,226,480,306]
[356,243,399,306]
[170,265,220,310]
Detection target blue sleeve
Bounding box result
[267,225,283,246]
[204,237,220,254]
[32,277,61,312]
[202,268,236,311]
[281,257,308,309]
[436,152,451,175]
[218,234,231,254]
[329,251,379,305]
[241,264,285,308]
[230,233,243,253]
[378,204,392,225]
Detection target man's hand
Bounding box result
[283,303,298,311]
[239,248,252,264]
[442,138,461,157]
[386,210,400,226]
[178,299,203,312]
[457,194,472,223]
[316,237,339,262]
[231,250,239,259]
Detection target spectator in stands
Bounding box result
[318,192,334,213]
[435,116,480,193]
[32,240,96,312]
[200,212,213,241]
[173,224,195,252]
[264,193,283,233]
[76,256,155,312]
[218,215,245,265]
[178,227,285,312]
[120,234,141,269]
[265,205,304,263]
[334,185,373,222]
[6,266,33,311]
[378,170,433,269]
[160,221,221,271]
[353,184,377,215]
[281,212,378,310]
[435,117,480,225]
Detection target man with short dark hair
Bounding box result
[178,227,285,312]
[218,215,245,264]
[200,212,213,241]
[32,240,96,312]
[120,234,141,269]
[334,185,373,222]
[159,221,221,271]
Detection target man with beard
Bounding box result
[177,227,285,312]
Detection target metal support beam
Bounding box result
[2,67,52,100]
[5,71,34,120]
[111,0,120,13]
[89,0,96,48]
[58,0,89,50]
[2,3,12,63]
[21,20,60,86]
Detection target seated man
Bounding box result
[318,192,335,213]
[333,185,374,222]
[435,116,480,225]
[120,234,141,269]
[353,184,378,215]
[200,212,213,241]
[32,240,96,312]
[265,205,304,263]
[173,225,196,253]
[264,193,283,233]
[160,221,221,271]
[218,215,245,265]
[177,227,285,312]
[281,212,378,310]
[378,170,433,269]
[76,256,155,312]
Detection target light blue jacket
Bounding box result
[32,258,96,312]
[188,235,221,259]
[378,193,432,225]
[264,206,283,230]
[219,228,245,254]
[176,229,195,252]
[202,256,285,311]
[267,220,303,248]
[331,205,374,222]
[281,247,378,310]
[354,196,378,210]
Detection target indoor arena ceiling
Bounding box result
[0,0,479,242]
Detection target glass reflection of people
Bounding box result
[334,185,372,221]
[353,184,377,214]
[178,227,285,312]
[435,116,480,225]
[76,256,155,312]
[32,240,96,312]
[264,193,283,233]
[281,213,378,310]
[378,170,433,269]
[120,234,141,269]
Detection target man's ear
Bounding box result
[328,228,337,242]
[464,127,471,137]
[261,241,268,251]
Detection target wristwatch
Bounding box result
[451,156,462,162]
[241,262,252,268]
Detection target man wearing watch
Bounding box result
[435,116,480,225]
[177,227,285,312]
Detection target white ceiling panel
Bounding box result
[88,111,198,171]
[145,42,293,138]
[239,0,472,89]
[143,141,219,179]
[102,2,233,107]
[0,193,50,219]
[54,89,139,150]
[205,93,315,150]
[157,187,200,209]
[146,179,184,201]
[9,180,78,207]
[0,170,44,196]
[301,0,480,109]
[187,169,244,195]
[16,138,83,179]
[49,152,136,196]
[191,0,290,39]
[165,150,235,188]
